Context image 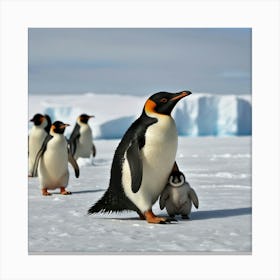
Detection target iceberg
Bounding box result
[173,94,252,136]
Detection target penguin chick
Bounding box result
[31,121,80,196]
[28,113,52,177]
[88,90,192,224]
[159,171,199,219]
[68,114,96,160]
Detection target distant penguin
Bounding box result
[28,113,52,177]
[159,171,199,219]
[31,121,79,196]
[88,90,192,223]
[68,114,96,160]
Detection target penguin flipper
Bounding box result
[31,134,53,177]
[189,187,199,209]
[92,143,96,157]
[68,149,80,178]
[127,139,143,193]
[69,123,80,156]
[159,188,169,210]
[44,114,52,133]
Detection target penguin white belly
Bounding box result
[75,126,92,158]
[28,127,47,174]
[166,187,189,214]
[38,136,69,189]
[123,116,178,213]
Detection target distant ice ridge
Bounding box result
[174,94,251,136]
[29,93,251,139]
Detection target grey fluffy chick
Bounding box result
[159,171,199,219]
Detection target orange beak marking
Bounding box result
[60,124,70,129]
[170,91,189,101]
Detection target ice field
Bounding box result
[28,136,251,254]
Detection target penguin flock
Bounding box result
[28,114,95,195]
[29,91,199,224]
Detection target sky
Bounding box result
[28,28,251,96]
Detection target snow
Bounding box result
[29,92,251,139]
[28,136,251,253]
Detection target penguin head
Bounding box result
[168,171,186,187]
[144,90,192,116]
[30,113,47,127]
[50,121,70,135]
[78,114,94,124]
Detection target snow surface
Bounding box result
[28,136,251,254]
[29,92,251,139]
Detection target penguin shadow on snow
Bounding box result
[91,158,111,166]
[102,214,178,223]
[99,207,251,222]
[191,207,252,221]
[71,188,106,195]
[48,188,106,195]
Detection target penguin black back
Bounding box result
[68,123,80,156]
[88,110,157,214]
[44,114,52,133]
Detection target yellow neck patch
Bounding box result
[50,124,56,132]
[144,99,157,114]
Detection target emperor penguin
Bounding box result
[88,90,192,223]
[68,114,96,160]
[159,171,199,219]
[31,121,80,196]
[28,113,52,177]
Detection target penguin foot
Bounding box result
[144,210,174,224]
[181,215,190,220]
[60,187,72,195]
[42,188,52,196]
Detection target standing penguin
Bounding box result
[88,90,192,223]
[28,113,52,177]
[31,121,79,196]
[68,114,96,160]
[159,171,199,219]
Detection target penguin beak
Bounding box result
[88,115,95,119]
[170,91,192,101]
[60,124,70,129]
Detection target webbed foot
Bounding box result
[60,187,72,195]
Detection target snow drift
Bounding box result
[29,93,251,139]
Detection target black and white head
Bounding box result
[168,171,186,187]
[30,113,48,127]
[78,114,94,125]
[144,91,192,116]
[50,121,70,135]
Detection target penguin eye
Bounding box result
[160,98,168,103]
